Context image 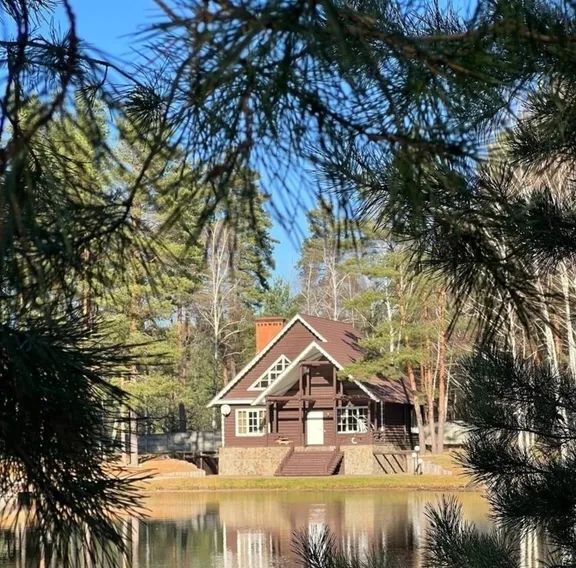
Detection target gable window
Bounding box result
[337,406,369,433]
[250,355,291,390]
[236,408,266,436]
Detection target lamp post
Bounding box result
[412,445,422,475]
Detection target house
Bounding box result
[208,314,415,476]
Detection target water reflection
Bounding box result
[0,491,491,568]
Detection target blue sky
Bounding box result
[64,0,306,283]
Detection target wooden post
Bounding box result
[275,402,279,434]
[298,365,306,446]
[333,366,338,440]
[266,402,271,445]
[381,402,386,440]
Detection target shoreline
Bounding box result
[138,473,480,494]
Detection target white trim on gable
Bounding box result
[312,342,343,369]
[297,315,328,343]
[351,378,379,401]
[252,341,342,405]
[207,314,327,407]
[248,354,291,391]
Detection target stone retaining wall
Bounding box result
[218,446,291,476]
[341,446,414,475]
[341,445,379,475]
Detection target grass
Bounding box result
[422,450,467,475]
[139,473,478,493]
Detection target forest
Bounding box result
[5,0,576,566]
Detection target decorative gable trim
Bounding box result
[248,354,291,391]
[207,314,326,407]
[252,341,342,405]
[297,315,328,343]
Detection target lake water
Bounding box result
[0,490,492,567]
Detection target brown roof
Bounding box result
[360,376,412,405]
[299,314,364,366]
[299,315,412,405]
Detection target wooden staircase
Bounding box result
[275,447,343,476]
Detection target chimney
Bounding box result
[255,316,285,353]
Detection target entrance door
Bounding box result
[306,410,324,445]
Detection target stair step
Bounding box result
[275,449,343,477]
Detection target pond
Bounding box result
[0,490,492,567]
[136,490,491,568]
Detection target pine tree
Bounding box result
[0,3,145,562]
[139,0,576,565]
[343,245,464,454]
[259,277,299,318]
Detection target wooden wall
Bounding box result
[223,361,412,449]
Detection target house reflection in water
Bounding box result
[0,491,491,568]
[214,491,479,568]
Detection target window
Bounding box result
[337,406,369,433]
[236,408,266,436]
[250,355,291,390]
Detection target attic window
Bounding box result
[250,355,291,390]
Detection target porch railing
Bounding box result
[372,426,413,449]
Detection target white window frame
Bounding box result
[248,355,291,391]
[235,407,266,437]
[336,406,369,434]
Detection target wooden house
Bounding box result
[209,314,415,476]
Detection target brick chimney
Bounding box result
[255,316,285,353]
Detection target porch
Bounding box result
[262,360,413,450]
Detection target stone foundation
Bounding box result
[218,446,291,476]
[341,445,376,475]
[341,445,414,475]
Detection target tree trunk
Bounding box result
[128,409,138,467]
[407,363,426,453]
[423,361,437,453]
[123,284,139,467]
[177,308,190,384]
[81,249,94,328]
[178,402,187,432]
[561,262,576,377]
[436,288,448,454]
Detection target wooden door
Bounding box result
[306,410,324,445]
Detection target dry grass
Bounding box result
[139,472,478,493]
[126,451,476,493]
[136,456,202,474]
[422,450,467,475]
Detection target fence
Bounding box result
[138,431,221,455]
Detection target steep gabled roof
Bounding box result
[298,315,363,367]
[251,341,325,405]
[207,313,412,407]
[207,314,324,406]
